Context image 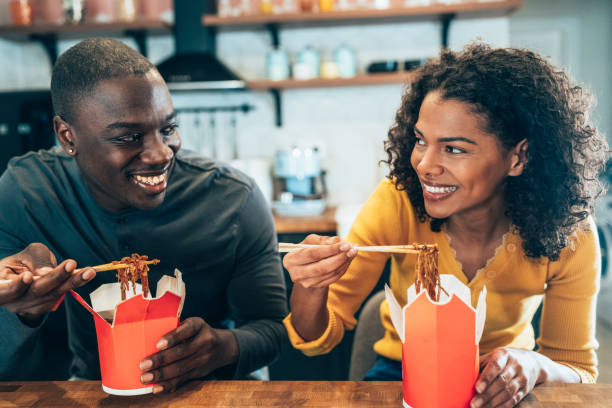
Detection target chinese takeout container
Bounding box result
[70,269,185,396]
[385,274,486,408]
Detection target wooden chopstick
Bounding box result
[278,243,435,254]
[0,260,159,285]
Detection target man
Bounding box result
[0,38,288,392]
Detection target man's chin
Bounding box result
[131,192,167,211]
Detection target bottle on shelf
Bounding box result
[63,0,85,24]
[9,0,33,26]
[260,0,274,13]
[86,0,115,23]
[320,58,340,79]
[116,0,136,22]
[293,46,320,80]
[299,0,315,12]
[266,47,290,80]
[334,44,356,78]
[319,0,334,12]
[34,0,64,25]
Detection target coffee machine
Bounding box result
[272,146,327,216]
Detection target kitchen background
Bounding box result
[0,0,611,382]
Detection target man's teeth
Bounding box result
[424,184,457,194]
[134,174,166,186]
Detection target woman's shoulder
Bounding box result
[546,215,600,280]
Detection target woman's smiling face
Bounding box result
[410,91,520,221]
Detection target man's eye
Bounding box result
[161,124,178,137]
[113,133,143,143]
[415,137,425,146]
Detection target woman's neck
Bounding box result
[446,202,511,246]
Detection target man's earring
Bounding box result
[68,148,74,154]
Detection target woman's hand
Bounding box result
[283,234,357,289]
[471,348,543,408]
[139,317,238,393]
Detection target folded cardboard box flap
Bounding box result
[384,274,487,343]
[86,269,185,326]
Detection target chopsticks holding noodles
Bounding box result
[0,259,159,285]
[278,242,436,254]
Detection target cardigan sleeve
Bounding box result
[538,217,600,383]
[284,180,407,355]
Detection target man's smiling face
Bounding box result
[67,70,181,212]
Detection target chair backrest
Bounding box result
[348,290,386,381]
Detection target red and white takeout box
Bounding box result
[70,269,185,396]
[385,274,486,408]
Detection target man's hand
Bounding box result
[0,243,96,323]
[139,317,238,393]
[470,348,542,408]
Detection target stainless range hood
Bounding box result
[157,0,245,91]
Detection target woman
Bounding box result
[282,44,608,408]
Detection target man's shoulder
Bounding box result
[5,146,68,175]
[1,147,68,188]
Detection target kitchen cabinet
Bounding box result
[202,0,523,126]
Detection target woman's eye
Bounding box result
[415,137,426,146]
[446,145,465,154]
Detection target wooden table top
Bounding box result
[1,381,611,407]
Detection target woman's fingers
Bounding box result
[476,348,509,394]
[287,250,354,285]
[283,241,351,268]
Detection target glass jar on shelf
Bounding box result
[319,0,333,12]
[9,0,33,26]
[34,0,64,25]
[298,0,315,12]
[116,0,136,22]
[260,0,273,13]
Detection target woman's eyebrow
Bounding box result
[414,126,476,144]
[438,137,477,145]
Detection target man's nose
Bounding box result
[140,134,173,164]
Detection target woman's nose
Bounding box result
[415,148,444,177]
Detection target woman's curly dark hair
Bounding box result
[383,43,609,261]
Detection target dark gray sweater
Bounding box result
[0,147,287,380]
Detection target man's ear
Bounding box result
[54,116,76,156]
[507,139,528,177]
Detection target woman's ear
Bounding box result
[54,115,76,156]
[508,139,528,177]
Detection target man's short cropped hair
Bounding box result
[50,37,156,123]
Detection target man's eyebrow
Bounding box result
[106,121,141,130]
[106,112,177,130]
[413,127,477,145]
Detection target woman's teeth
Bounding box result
[134,174,166,186]
[424,184,457,194]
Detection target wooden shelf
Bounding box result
[274,206,337,234]
[0,20,172,65]
[203,0,522,26]
[248,71,415,90]
[0,20,172,36]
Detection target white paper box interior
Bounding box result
[385,274,487,344]
[90,269,186,325]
